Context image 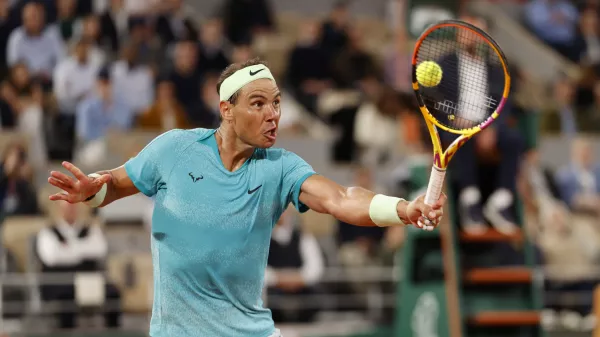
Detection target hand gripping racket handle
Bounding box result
[424,166,446,206]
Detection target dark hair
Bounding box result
[216,57,268,105]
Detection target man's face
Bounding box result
[223,79,281,148]
[23,4,44,34]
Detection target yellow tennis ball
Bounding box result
[416,61,443,87]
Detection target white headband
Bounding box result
[219,64,277,102]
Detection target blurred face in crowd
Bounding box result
[231,44,253,64]
[57,0,76,19]
[347,26,364,50]
[110,0,123,11]
[201,19,223,47]
[572,138,595,169]
[298,20,321,45]
[220,78,281,148]
[330,2,349,27]
[97,78,112,100]
[74,41,90,62]
[0,0,9,16]
[174,42,198,73]
[82,16,100,40]
[59,200,79,224]
[23,3,44,35]
[581,8,599,35]
[121,44,139,64]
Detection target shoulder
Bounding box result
[8,26,24,40]
[262,147,302,162]
[143,128,213,154]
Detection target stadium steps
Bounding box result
[395,160,545,337]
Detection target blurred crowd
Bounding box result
[0,0,599,334]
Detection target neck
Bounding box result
[215,124,255,172]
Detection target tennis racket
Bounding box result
[411,20,511,230]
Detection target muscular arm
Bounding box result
[95,166,140,207]
[298,175,411,226]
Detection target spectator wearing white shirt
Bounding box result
[35,200,121,329]
[110,42,153,114]
[53,38,103,115]
[6,3,65,84]
[265,208,324,323]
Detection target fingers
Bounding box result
[417,203,444,231]
[48,192,69,202]
[96,173,112,185]
[48,177,73,192]
[50,170,75,187]
[433,192,447,209]
[62,161,88,181]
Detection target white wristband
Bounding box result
[84,173,107,208]
[369,194,406,227]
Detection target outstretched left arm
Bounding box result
[298,175,445,228]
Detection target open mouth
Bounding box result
[264,128,277,141]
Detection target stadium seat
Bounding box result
[1,216,48,272]
[107,253,153,313]
[105,130,160,162]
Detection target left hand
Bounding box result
[404,193,447,231]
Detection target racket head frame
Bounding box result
[411,19,511,171]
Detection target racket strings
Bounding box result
[416,25,504,131]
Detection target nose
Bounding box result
[264,104,279,122]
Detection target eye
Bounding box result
[273,99,280,107]
[252,101,264,108]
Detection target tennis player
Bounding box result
[47,58,446,337]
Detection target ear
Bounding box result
[219,100,234,122]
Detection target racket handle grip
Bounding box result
[424,166,446,206]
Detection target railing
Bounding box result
[1,266,597,334]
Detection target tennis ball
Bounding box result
[416,61,443,87]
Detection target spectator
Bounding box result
[384,28,412,93]
[110,42,154,115]
[126,16,162,67]
[189,72,220,128]
[76,68,133,144]
[97,0,124,53]
[137,77,191,131]
[76,15,108,64]
[556,136,600,214]
[197,18,229,75]
[222,0,274,45]
[354,81,399,166]
[577,7,600,66]
[524,0,579,61]
[56,0,77,42]
[286,19,331,116]
[230,42,253,64]
[53,38,103,116]
[0,142,40,216]
[0,86,15,129]
[551,74,578,135]
[330,26,376,89]
[35,200,121,329]
[15,86,46,169]
[155,0,198,46]
[0,0,20,77]
[168,40,202,116]
[439,14,524,235]
[6,2,65,84]
[320,0,350,58]
[266,208,324,323]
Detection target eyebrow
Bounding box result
[248,92,282,100]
